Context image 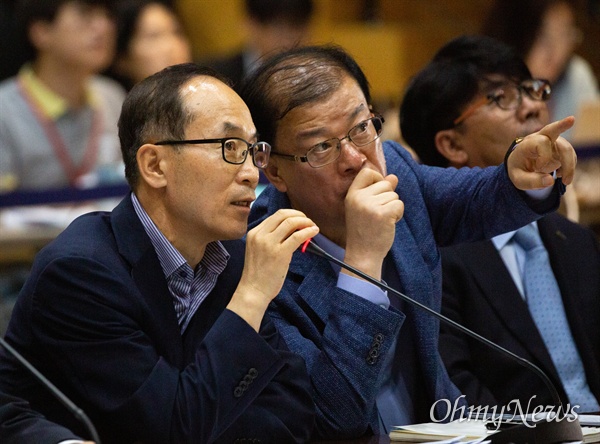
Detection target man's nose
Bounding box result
[237,154,259,186]
[517,95,545,121]
[337,138,367,172]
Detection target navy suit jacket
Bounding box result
[0,391,82,444]
[0,194,314,443]
[248,141,560,439]
[439,212,600,410]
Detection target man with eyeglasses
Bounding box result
[0,63,318,443]
[401,35,600,413]
[241,44,577,440]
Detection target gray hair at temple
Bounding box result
[240,45,372,149]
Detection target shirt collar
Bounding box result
[131,193,229,279]
[492,221,539,249]
[18,64,96,119]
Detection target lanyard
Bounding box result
[17,78,102,187]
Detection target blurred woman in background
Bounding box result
[106,0,192,91]
[482,0,599,141]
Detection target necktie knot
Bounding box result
[513,224,543,252]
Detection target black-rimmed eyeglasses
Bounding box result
[155,137,271,169]
[453,79,551,126]
[270,116,385,168]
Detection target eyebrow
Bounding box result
[295,103,367,142]
[221,121,257,140]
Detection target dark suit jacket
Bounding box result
[439,212,600,410]
[0,391,82,444]
[0,194,314,443]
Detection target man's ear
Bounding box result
[136,144,168,189]
[434,129,469,166]
[263,159,288,193]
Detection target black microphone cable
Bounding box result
[301,238,583,443]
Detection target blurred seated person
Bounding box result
[0,0,126,193]
[204,0,314,91]
[0,388,94,443]
[400,34,600,412]
[106,0,192,92]
[0,63,317,443]
[482,0,600,142]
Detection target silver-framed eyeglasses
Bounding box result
[453,79,552,125]
[155,137,271,169]
[270,115,385,168]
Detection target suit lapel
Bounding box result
[287,249,339,332]
[456,240,559,378]
[111,195,184,367]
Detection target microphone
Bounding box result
[0,337,101,444]
[300,239,583,443]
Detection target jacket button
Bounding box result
[234,386,244,398]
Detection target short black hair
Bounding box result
[15,0,113,62]
[118,63,230,189]
[245,0,314,25]
[400,35,532,167]
[240,44,371,149]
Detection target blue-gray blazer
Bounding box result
[249,140,560,440]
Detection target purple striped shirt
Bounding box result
[132,193,229,333]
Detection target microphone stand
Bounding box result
[301,239,583,443]
[0,337,101,444]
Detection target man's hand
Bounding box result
[343,168,404,280]
[228,209,318,331]
[507,116,577,190]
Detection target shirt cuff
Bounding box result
[337,272,390,309]
[524,171,556,200]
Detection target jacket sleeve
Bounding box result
[268,273,404,440]
[26,255,313,444]
[0,392,82,444]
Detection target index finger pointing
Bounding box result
[536,116,575,142]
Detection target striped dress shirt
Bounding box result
[132,193,229,333]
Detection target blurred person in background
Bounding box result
[105,0,192,92]
[483,0,600,232]
[0,0,126,192]
[482,0,600,142]
[204,0,314,91]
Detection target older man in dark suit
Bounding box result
[0,63,318,443]
[401,35,600,414]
